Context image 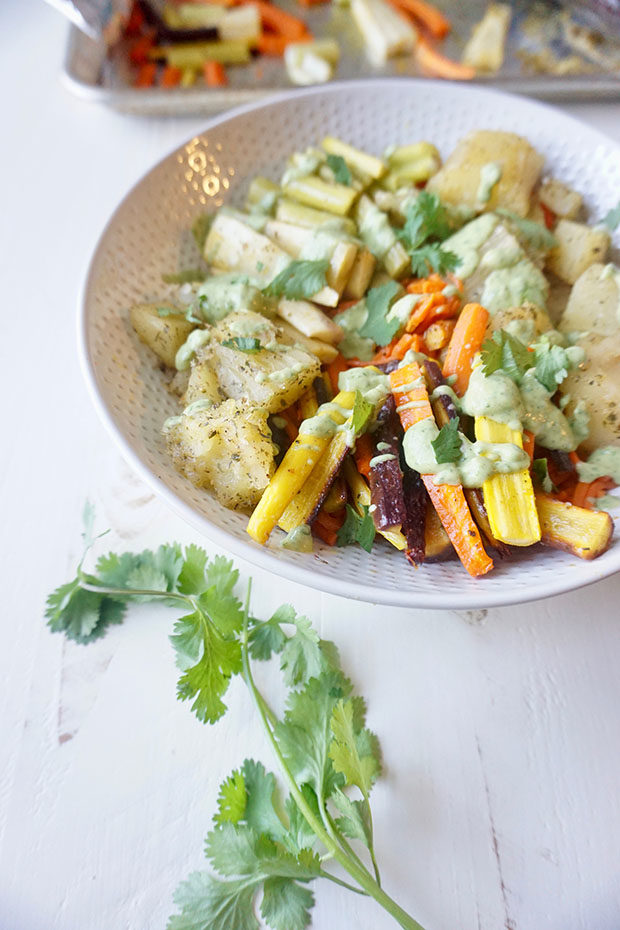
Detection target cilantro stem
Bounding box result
[77,576,191,606]
[240,583,425,930]
[319,870,369,896]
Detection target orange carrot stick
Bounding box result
[442,302,490,396]
[130,34,155,65]
[160,65,182,87]
[255,0,308,38]
[423,318,456,352]
[313,509,345,546]
[573,477,616,510]
[204,60,228,86]
[389,0,450,37]
[134,61,157,87]
[415,35,475,80]
[523,430,535,462]
[326,354,348,395]
[255,33,289,55]
[354,433,374,479]
[390,362,493,577]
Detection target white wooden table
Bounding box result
[2,3,620,928]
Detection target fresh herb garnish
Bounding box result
[336,504,376,553]
[495,208,557,251]
[408,243,459,277]
[326,154,352,186]
[263,260,330,300]
[602,201,620,232]
[481,330,532,384]
[431,417,463,465]
[162,269,207,285]
[358,281,402,346]
[222,337,263,353]
[350,390,374,436]
[532,343,571,393]
[46,512,423,930]
[532,457,555,493]
[192,213,213,253]
[398,191,458,277]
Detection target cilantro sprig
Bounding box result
[398,191,459,277]
[46,509,424,930]
[326,154,352,186]
[263,260,330,300]
[431,417,463,465]
[481,330,532,384]
[337,504,376,553]
[358,280,403,346]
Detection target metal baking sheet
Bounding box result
[62,0,620,115]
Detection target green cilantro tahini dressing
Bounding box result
[443,213,498,279]
[481,260,549,314]
[300,229,340,263]
[175,329,210,371]
[429,384,461,407]
[357,202,395,259]
[280,524,314,552]
[401,417,529,488]
[577,446,620,483]
[369,453,397,467]
[338,368,390,406]
[333,301,374,361]
[519,371,576,451]
[504,317,537,346]
[461,366,523,430]
[477,161,503,205]
[256,362,305,384]
[299,401,352,439]
[480,244,523,270]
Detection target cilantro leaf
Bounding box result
[240,759,287,842]
[215,769,246,826]
[409,244,459,277]
[532,457,555,493]
[45,580,125,644]
[177,544,209,596]
[431,417,463,465]
[336,504,376,553]
[162,269,206,285]
[350,390,373,437]
[261,876,314,930]
[495,208,557,251]
[263,260,329,300]
[172,611,242,723]
[331,787,372,848]
[326,154,352,186]
[275,668,351,798]
[603,200,620,232]
[358,281,402,346]
[328,697,381,797]
[167,871,258,930]
[399,191,454,250]
[222,337,262,353]
[284,786,321,855]
[532,342,579,393]
[481,330,532,384]
[249,605,323,688]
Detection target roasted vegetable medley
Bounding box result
[130,130,620,576]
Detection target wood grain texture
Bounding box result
[2,3,620,927]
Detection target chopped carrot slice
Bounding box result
[541,203,556,230]
[415,35,475,80]
[442,302,490,396]
[354,434,374,479]
[134,61,157,87]
[389,0,450,37]
[573,477,616,510]
[326,354,349,395]
[255,0,308,38]
[204,60,228,86]
[423,318,456,352]
[130,34,155,66]
[125,2,145,36]
[313,508,345,546]
[160,65,182,87]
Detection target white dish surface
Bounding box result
[80,78,620,609]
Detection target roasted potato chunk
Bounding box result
[165,399,275,510]
[560,263,620,337]
[130,303,195,369]
[546,219,610,285]
[560,334,620,453]
[539,177,582,220]
[426,130,544,217]
[205,311,320,413]
[487,302,553,340]
[183,358,226,406]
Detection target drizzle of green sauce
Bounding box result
[477,161,503,205]
[577,446,620,483]
[175,329,210,371]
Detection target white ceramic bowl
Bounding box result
[80,79,620,609]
